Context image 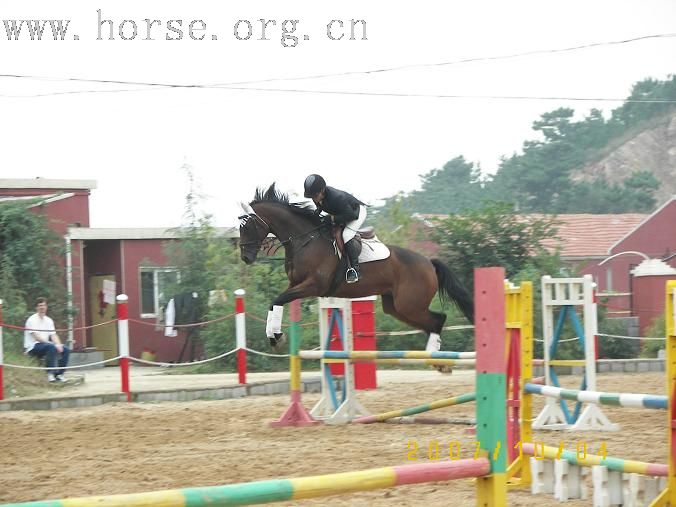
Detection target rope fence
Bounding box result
[0,319,117,333]
[0,286,669,403]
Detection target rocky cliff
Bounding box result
[570,112,676,205]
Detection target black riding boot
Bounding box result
[345,238,361,283]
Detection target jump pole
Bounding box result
[270,299,318,427]
[0,459,491,507]
[300,350,475,360]
[116,294,131,402]
[354,392,476,424]
[234,289,247,385]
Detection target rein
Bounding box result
[239,212,329,253]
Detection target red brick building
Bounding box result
[0,178,237,362]
[415,198,676,333]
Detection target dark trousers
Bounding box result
[29,343,70,376]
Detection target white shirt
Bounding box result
[24,313,56,352]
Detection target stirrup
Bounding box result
[346,267,359,283]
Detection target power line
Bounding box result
[210,85,676,103]
[1,32,675,91]
[0,32,675,100]
[4,84,675,103]
[212,32,676,86]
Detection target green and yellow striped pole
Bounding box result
[354,392,476,424]
[1,460,491,507]
[270,299,318,427]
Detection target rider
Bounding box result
[304,174,367,283]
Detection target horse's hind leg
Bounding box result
[382,294,452,373]
[381,294,447,341]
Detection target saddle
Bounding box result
[332,226,375,256]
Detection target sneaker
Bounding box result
[55,375,66,383]
[47,373,57,382]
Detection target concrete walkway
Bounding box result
[0,365,474,411]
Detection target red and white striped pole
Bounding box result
[116,294,131,402]
[235,289,247,385]
[0,299,4,401]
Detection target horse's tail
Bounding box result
[430,259,474,324]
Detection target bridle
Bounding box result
[238,213,272,248]
[238,210,330,252]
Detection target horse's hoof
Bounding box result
[433,365,453,374]
[269,333,287,352]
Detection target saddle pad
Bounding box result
[359,236,390,263]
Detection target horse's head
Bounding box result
[239,184,326,264]
[238,208,270,264]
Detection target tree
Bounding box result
[369,192,420,247]
[0,200,67,354]
[405,156,493,214]
[373,156,495,218]
[532,107,575,142]
[431,201,562,290]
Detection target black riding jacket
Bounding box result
[314,186,366,225]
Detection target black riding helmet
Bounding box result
[304,174,326,198]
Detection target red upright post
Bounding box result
[327,297,377,390]
[352,296,377,390]
[235,289,247,385]
[117,294,131,402]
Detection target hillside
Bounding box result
[571,111,676,204]
[373,76,676,218]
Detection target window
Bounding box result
[140,268,179,317]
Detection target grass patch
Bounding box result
[2,351,52,397]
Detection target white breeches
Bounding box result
[343,205,367,243]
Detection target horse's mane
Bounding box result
[250,183,322,225]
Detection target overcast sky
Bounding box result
[2,0,675,228]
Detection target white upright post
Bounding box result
[310,297,369,424]
[533,276,616,431]
[533,276,567,429]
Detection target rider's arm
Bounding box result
[332,203,359,224]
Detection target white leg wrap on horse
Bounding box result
[271,305,284,334]
[426,333,441,352]
[266,310,275,338]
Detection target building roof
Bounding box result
[0,178,96,190]
[539,214,648,259]
[416,213,649,260]
[0,193,75,206]
[68,227,239,240]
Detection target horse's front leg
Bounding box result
[266,280,321,350]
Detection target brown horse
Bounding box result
[238,184,474,349]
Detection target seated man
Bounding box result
[24,297,70,382]
[304,174,367,283]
